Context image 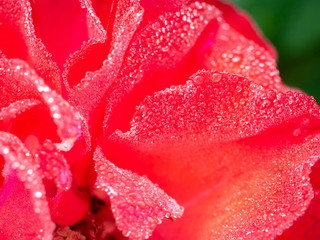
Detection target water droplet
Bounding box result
[34,208,41,213]
[212,73,222,82]
[161,46,169,52]
[232,56,241,63]
[3,147,9,154]
[53,113,61,119]
[293,128,302,137]
[34,191,43,198]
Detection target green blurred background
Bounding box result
[229,0,320,101]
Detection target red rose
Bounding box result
[0,0,320,239]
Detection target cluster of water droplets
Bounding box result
[0,132,55,239]
[207,20,282,90]
[93,147,183,240]
[123,1,219,77]
[34,139,72,192]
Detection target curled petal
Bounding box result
[93,147,183,240]
[122,70,320,142]
[68,0,144,147]
[48,188,90,226]
[211,0,277,57]
[30,0,105,71]
[102,1,220,136]
[0,0,61,91]
[200,20,283,90]
[0,99,42,124]
[106,71,320,239]
[0,56,82,151]
[63,0,107,90]
[35,140,72,191]
[276,160,320,239]
[0,132,54,239]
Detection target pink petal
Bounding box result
[62,0,107,90]
[102,1,220,136]
[0,132,54,240]
[93,146,183,240]
[0,56,82,152]
[211,0,277,58]
[0,99,42,126]
[68,0,143,147]
[0,100,60,152]
[141,0,188,16]
[101,0,283,139]
[199,19,283,90]
[0,55,88,226]
[30,0,102,70]
[35,140,72,191]
[105,71,320,239]
[0,0,61,91]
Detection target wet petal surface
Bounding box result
[0,132,54,240]
[105,71,320,239]
[0,0,61,91]
[94,147,183,240]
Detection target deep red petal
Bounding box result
[276,191,320,240]
[93,146,183,240]
[0,0,61,91]
[48,188,90,226]
[0,132,54,239]
[276,160,320,239]
[105,71,320,239]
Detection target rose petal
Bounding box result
[0,132,54,240]
[0,99,42,127]
[0,0,61,91]
[101,0,283,138]
[105,71,320,239]
[141,0,188,17]
[0,56,82,152]
[48,188,90,226]
[0,102,60,152]
[276,190,320,240]
[0,103,72,192]
[30,0,104,70]
[68,0,143,148]
[93,146,183,240]
[102,1,220,136]
[62,0,107,90]
[276,160,320,239]
[211,0,277,57]
[0,55,91,226]
[200,20,283,90]
[0,53,38,108]
[35,140,72,191]
[112,70,320,143]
